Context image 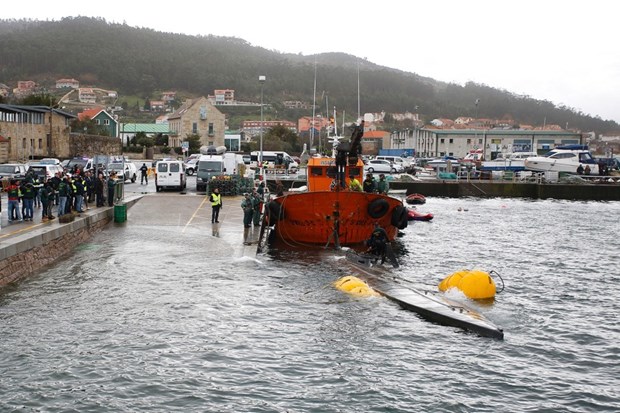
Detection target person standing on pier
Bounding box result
[209,187,222,223]
[241,193,255,244]
[6,180,22,222]
[251,189,262,226]
[107,172,117,206]
[241,193,254,229]
[95,172,105,207]
[140,163,149,185]
[40,181,55,221]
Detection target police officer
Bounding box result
[210,187,222,223]
[140,163,149,185]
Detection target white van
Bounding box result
[155,160,186,191]
[250,151,298,172]
[375,155,411,169]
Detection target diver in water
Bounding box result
[366,223,388,264]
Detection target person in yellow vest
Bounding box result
[210,187,222,223]
[349,174,362,191]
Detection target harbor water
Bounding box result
[1,197,619,412]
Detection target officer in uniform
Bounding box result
[209,187,222,223]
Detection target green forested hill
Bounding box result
[1,16,617,133]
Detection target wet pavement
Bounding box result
[1,174,261,256]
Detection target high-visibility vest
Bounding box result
[211,193,221,207]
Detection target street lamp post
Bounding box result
[259,75,266,171]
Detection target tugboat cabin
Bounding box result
[306,157,364,191]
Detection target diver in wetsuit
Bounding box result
[366,224,388,264]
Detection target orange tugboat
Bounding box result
[261,124,408,249]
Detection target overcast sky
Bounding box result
[7,0,619,124]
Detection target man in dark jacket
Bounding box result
[140,163,149,185]
[95,172,105,207]
[20,181,36,221]
[363,173,376,193]
[107,173,117,206]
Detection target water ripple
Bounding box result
[1,198,618,412]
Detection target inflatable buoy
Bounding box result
[333,276,379,297]
[438,269,496,300]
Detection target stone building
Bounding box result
[167,97,225,148]
[0,104,120,162]
[0,104,75,162]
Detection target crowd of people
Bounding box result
[3,168,119,223]
[346,172,390,194]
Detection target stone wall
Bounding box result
[0,196,141,288]
[69,133,121,157]
[0,217,110,287]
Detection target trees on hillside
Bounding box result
[1,17,617,134]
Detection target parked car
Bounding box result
[107,162,137,183]
[184,158,199,175]
[0,163,28,180]
[39,158,62,165]
[65,157,93,173]
[28,164,64,180]
[363,159,404,174]
[375,155,411,169]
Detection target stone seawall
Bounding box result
[388,181,620,201]
[271,178,620,201]
[0,196,141,288]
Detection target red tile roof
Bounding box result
[78,108,102,121]
[363,130,389,139]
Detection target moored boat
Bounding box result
[480,152,537,172]
[262,139,409,248]
[407,207,433,221]
[405,193,426,205]
[524,145,599,174]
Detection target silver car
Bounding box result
[108,162,137,183]
[0,163,28,180]
[364,159,404,174]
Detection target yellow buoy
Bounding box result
[333,276,379,297]
[438,269,496,300]
[438,270,468,291]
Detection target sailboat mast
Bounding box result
[325,93,330,152]
[357,61,361,121]
[311,59,317,150]
[333,106,338,137]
